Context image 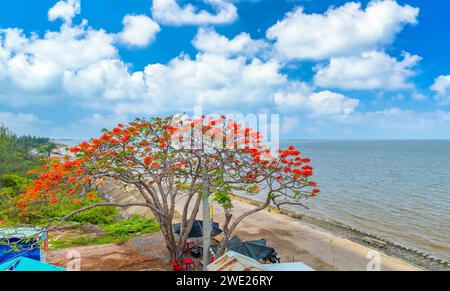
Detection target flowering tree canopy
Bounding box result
[13,116,319,261]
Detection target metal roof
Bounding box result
[264,262,314,271]
[207,251,266,271]
[207,250,315,271]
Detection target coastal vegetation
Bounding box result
[0,125,55,176]
[49,215,160,250]
[0,125,158,251]
[7,116,319,262]
[0,125,57,225]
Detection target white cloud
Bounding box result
[0,22,117,101]
[412,92,427,101]
[314,51,420,90]
[192,28,268,57]
[266,0,419,60]
[131,54,287,113]
[298,108,450,139]
[0,112,45,136]
[281,116,300,134]
[48,0,81,23]
[74,52,352,118]
[118,15,161,47]
[362,108,449,132]
[0,15,362,120]
[63,59,146,101]
[152,0,238,25]
[274,89,359,116]
[431,75,450,105]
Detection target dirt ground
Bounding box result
[207,201,422,271]
[48,232,171,271]
[100,182,423,271]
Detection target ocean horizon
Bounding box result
[280,140,450,262]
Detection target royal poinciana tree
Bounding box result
[13,116,319,262]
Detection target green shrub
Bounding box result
[44,198,120,225]
[103,214,160,237]
[49,215,160,250]
[70,206,120,225]
[0,174,28,192]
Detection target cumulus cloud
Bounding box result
[192,28,268,57]
[3,11,346,119]
[118,15,161,47]
[274,89,359,116]
[412,92,427,101]
[2,0,444,140]
[314,51,421,90]
[48,0,81,23]
[281,116,300,134]
[303,108,450,139]
[362,108,450,133]
[0,112,45,136]
[71,51,352,118]
[63,59,146,101]
[431,75,450,105]
[129,54,288,113]
[0,23,117,101]
[266,0,419,60]
[0,14,364,122]
[152,0,238,25]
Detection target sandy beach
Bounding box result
[204,197,422,271]
[101,182,425,271]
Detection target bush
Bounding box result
[103,215,160,237]
[0,174,28,191]
[49,215,160,250]
[69,206,120,225]
[44,198,120,225]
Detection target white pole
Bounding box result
[202,189,211,270]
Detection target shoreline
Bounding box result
[55,141,449,269]
[100,182,446,271]
[231,194,450,271]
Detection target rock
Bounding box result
[362,236,387,248]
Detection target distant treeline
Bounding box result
[0,124,55,177]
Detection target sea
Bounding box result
[280,140,450,262]
[54,139,450,261]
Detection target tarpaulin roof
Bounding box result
[0,257,65,271]
[0,227,46,240]
[173,220,222,238]
[0,228,47,264]
[207,251,315,271]
[225,236,275,260]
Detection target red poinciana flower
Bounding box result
[15,116,319,262]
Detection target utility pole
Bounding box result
[202,178,211,271]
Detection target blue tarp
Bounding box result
[0,257,65,271]
[0,228,47,264]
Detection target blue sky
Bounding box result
[0,0,449,139]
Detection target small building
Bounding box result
[207,251,314,271]
[264,261,314,271]
[0,256,65,271]
[0,228,49,264]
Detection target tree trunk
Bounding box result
[154,214,179,261]
[216,235,230,257]
[215,199,271,257]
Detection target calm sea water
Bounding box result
[281,140,450,261]
[55,139,450,261]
